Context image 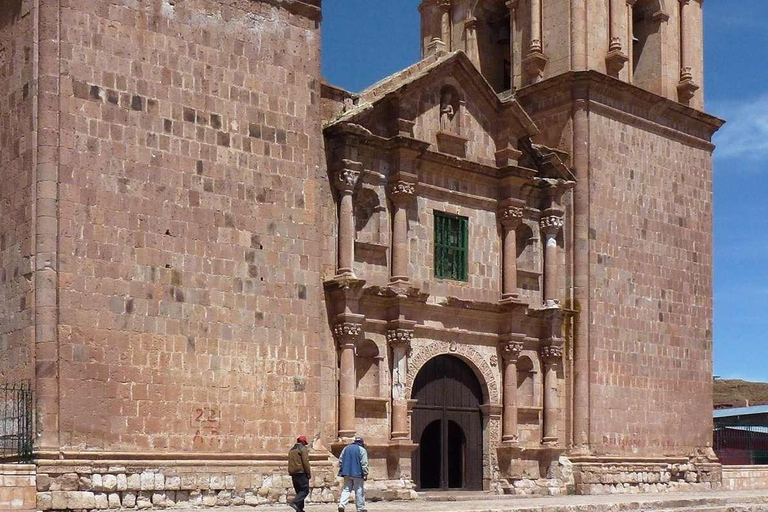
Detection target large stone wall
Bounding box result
[0,0,35,383]
[45,0,333,454]
[0,464,36,512]
[587,107,714,457]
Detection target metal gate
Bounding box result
[0,382,34,461]
[411,355,483,491]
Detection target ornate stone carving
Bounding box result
[386,328,414,349]
[540,215,564,236]
[333,322,362,346]
[407,341,500,404]
[500,341,524,363]
[540,345,563,361]
[489,355,498,368]
[334,168,360,193]
[499,206,524,227]
[389,181,416,203]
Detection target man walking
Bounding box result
[288,435,312,511]
[337,436,369,512]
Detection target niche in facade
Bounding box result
[355,187,386,246]
[356,339,384,398]
[517,355,536,408]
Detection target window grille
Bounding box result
[434,211,469,281]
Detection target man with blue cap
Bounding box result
[337,436,369,512]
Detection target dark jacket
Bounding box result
[338,440,369,479]
[288,443,312,477]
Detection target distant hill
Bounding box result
[714,379,768,409]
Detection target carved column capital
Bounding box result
[334,168,361,194]
[435,0,452,11]
[333,322,362,347]
[540,345,563,362]
[505,0,519,10]
[389,180,416,204]
[387,329,414,352]
[500,341,524,363]
[499,206,524,228]
[540,215,564,236]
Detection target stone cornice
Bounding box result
[515,70,724,145]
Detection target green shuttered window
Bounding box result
[434,211,469,281]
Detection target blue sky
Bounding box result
[321,1,768,381]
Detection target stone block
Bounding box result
[60,473,79,491]
[92,473,103,491]
[117,474,128,491]
[94,492,109,509]
[165,475,181,490]
[127,473,141,490]
[108,492,121,508]
[123,492,137,508]
[37,491,53,510]
[103,474,118,491]
[140,471,155,491]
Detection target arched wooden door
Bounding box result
[411,355,483,491]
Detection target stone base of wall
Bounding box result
[36,455,341,510]
[722,466,768,491]
[571,458,722,495]
[34,454,418,510]
[0,464,36,512]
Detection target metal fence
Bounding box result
[0,382,33,461]
[714,425,768,465]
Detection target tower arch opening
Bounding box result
[631,0,666,93]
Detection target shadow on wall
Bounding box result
[0,0,23,29]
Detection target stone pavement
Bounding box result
[173,490,768,511]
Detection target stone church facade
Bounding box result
[0,0,723,508]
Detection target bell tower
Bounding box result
[419,0,703,108]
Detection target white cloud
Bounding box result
[710,94,768,163]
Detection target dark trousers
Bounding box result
[291,472,310,511]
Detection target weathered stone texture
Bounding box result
[722,466,768,491]
[50,0,331,452]
[587,111,714,456]
[0,464,36,512]
[0,1,35,383]
[36,462,339,511]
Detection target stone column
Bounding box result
[388,328,414,439]
[677,0,699,102]
[438,0,452,50]
[506,0,519,89]
[530,0,542,53]
[389,181,416,284]
[334,322,362,438]
[465,18,480,67]
[540,345,563,445]
[679,0,692,81]
[499,206,524,301]
[500,336,524,443]
[540,215,564,307]
[605,0,630,76]
[334,163,362,277]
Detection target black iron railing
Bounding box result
[0,382,33,461]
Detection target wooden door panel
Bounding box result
[412,355,484,491]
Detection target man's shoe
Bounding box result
[337,507,344,512]
[288,504,298,511]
